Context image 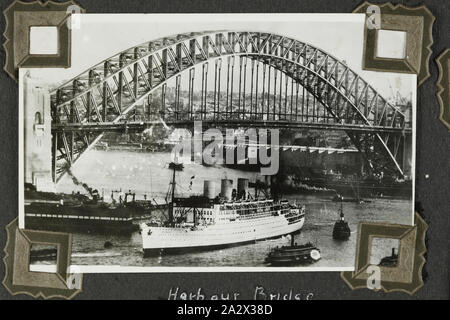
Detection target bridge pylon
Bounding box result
[22,73,55,192]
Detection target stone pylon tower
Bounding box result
[23,73,55,192]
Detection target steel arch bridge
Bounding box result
[50,31,412,183]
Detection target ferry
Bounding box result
[140,163,305,256]
[24,184,149,235]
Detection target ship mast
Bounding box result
[167,161,184,226]
[170,165,176,225]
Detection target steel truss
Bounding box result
[51,31,412,182]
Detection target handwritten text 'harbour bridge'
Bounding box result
[51,31,412,183]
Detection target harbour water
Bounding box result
[55,150,413,268]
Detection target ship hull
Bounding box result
[25,216,138,235]
[141,215,305,257]
[25,202,139,235]
[143,237,278,257]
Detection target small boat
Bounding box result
[379,248,398,267]
[332,198,351,240]
[265,242,321,266]
[265,233,321,266]
[331,194,371,204]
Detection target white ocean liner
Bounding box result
[140,175,305,256]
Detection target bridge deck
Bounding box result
[52,120,412,134]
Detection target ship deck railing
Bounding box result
[221,199,275,208]
[25,213,132,222]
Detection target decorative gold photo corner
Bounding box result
[3,0,85,81]
[354,2,435,87]
[341,212,427,295]
[436,49,450,130]
[2,219,82,299]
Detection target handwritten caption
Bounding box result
[168,286,314,300]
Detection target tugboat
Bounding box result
[332,197,351,240]
[378,248,398,267]
[264,233,321,266]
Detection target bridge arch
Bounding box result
[51,31,412,182]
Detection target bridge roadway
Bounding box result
[52,120,412,134]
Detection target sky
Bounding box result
[24,13,415,101]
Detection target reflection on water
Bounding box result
[57,150,412,268]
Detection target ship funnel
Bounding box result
[203,180,216,199]
[237,178,249,200]
[220,179,233,201]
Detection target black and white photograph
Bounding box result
[20,13,416,271]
